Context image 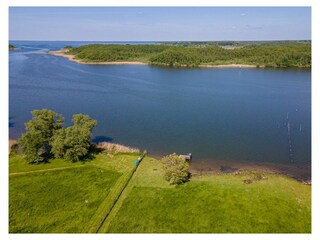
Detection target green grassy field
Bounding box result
[9,152,138,233]
[9,152,311,233]
[104,158,311,233]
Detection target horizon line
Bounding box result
[9,39,312,42]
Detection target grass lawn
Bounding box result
[9,152,139,233]
[9,166,121,233]
[105,158,311,233]
[9,153,311,233]
[9,152,138,174]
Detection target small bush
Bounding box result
[161,153,190,185]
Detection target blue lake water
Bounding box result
[9,41,311,170]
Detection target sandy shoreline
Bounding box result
[41,51,148,65]
[41,51,258,68]
[148,152,311,184]
[199,64,257,68]
[189,158,311,184]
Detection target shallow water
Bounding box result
[9,41,311,169]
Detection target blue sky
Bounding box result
[9,7,311,41]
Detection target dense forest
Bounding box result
[66,42,311,68]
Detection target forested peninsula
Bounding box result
[9,44,16,50]
[51,41,311,68]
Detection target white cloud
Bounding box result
[240,13,246,16]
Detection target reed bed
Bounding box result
[97,142,140,154]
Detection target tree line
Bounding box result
[14,109,191,185]
[66,42,311,68]
[18,109,97,163]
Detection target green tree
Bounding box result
[162,153,190,185]
[51,114,97,162]
[18,131,43,162]
[18,109,64,162]
[50,127,66,158]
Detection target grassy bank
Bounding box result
[9,152,311,233]
[63,42,311,68]
[104,157,311,233]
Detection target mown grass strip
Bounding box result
[9,165,86,176]
[87,155,145,233]
[97,170,137,233]
[85,170,133,233]
[88,168,140,233]
[97,156,153,233]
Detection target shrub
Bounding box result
[162,153,190,185]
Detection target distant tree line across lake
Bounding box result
[66,41,311,68]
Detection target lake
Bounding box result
[9,41,311,177]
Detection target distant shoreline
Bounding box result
[41,51,259,68]
[41,51,148,66]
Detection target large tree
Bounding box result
[51,114,97,162]
[162,153,190,185]
[18,109,64,162]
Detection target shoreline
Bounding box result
[189,158,311,184]
[9,138,311,184]
[41,51,258,68]
[40,51,148,65]
[198,63,258,68]
[148,152,311,184]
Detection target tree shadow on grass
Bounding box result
[28,146,102,165]
[29,152,53,164]
[83,135,114,162]
[81,144,104,162]
[25,137,111,165]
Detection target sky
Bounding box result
[9,7,311,41]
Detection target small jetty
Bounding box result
[133,150,147,166]
[179,153,192,162]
